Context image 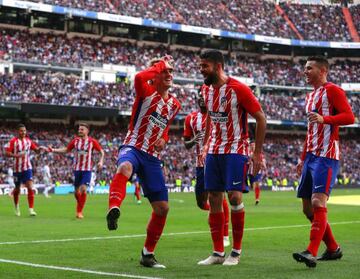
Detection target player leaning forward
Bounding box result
[292,56,355,268]
[198,50,266,266]
[106,55,181,268]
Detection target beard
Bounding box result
[204,72,218,86]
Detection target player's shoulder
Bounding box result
[324,82,344,93]
[227,77,252,94]
[9,137,18,142]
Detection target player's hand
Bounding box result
[194,132,204,144]
[97,161,103,169]
[46,145,53,153]
[162,55,174,69]
[154,138,166,152]
[251,152,261,176]
[296,161,304,177]
[15,151,26,158]
[39,146,48,152]
[307,112,324,124]
[199,144,209,166]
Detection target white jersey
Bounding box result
[43,165,51,179]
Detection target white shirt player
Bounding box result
[6,167,15,187]
[42,165,51,186]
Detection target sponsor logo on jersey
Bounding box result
[149,111,168,130]
[209,111,228,123]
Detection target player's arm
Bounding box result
[95,141,105,169]
[48,139,74,154]
[308,87,355,125]
[199,114,211,165]
[5,140,22,158]
[134,57,173,97]
[239,84,266,176]
[251,109,267,176]
[183,114,199,149]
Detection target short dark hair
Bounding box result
[17,123,26,130]
[200,50,224,69]
[78,122,90,129]
[307,56,329,70]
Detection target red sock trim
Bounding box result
[144,212,167,253]
[109,173,128,209]
[209,212,225,253]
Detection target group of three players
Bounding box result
[5,51,354,269]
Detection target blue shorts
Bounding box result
[14,170,33,187]
[297,153,339,199]
[195,167,206,196]
[74,171,92,188]
[249,173,262,185]
[117,145,167,202]
[205,154,249,193]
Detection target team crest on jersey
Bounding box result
[220,96,227,108]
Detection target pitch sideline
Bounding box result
[0,258,163,279]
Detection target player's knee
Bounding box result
[311,198,324,208]
[117,162,132,177]
[154,205,169,217]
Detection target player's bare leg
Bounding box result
[107,162,132,230]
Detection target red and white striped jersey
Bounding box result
[183,111,207,167]
[67,137,102,171]
[124,61,181,158]
[5,137,38,172]
[304,82,354,160]
[202,77,261,155]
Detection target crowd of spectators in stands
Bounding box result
[279,2,352,41]
[1,70,359,124]
[350,5,360,34]
[1,28,360,87]
[0,125,359,187]
[27,0,359,42]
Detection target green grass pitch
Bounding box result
[0,189,359,279]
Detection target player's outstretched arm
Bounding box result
[47,146,68,153]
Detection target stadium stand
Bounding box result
[26,0,360,41]
[1,126,359,186]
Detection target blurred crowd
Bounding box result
[1,28,360,87]
[1,70,359,123]
[27,0,359,41]
[279,2,352,41]
[0,126,359,186]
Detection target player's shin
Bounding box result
[231,203,245,251]
[108,173,128,209]
[144,212,167,253]
[27,188,34,209]
[307,207,327,256]
[209,212,225,254]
